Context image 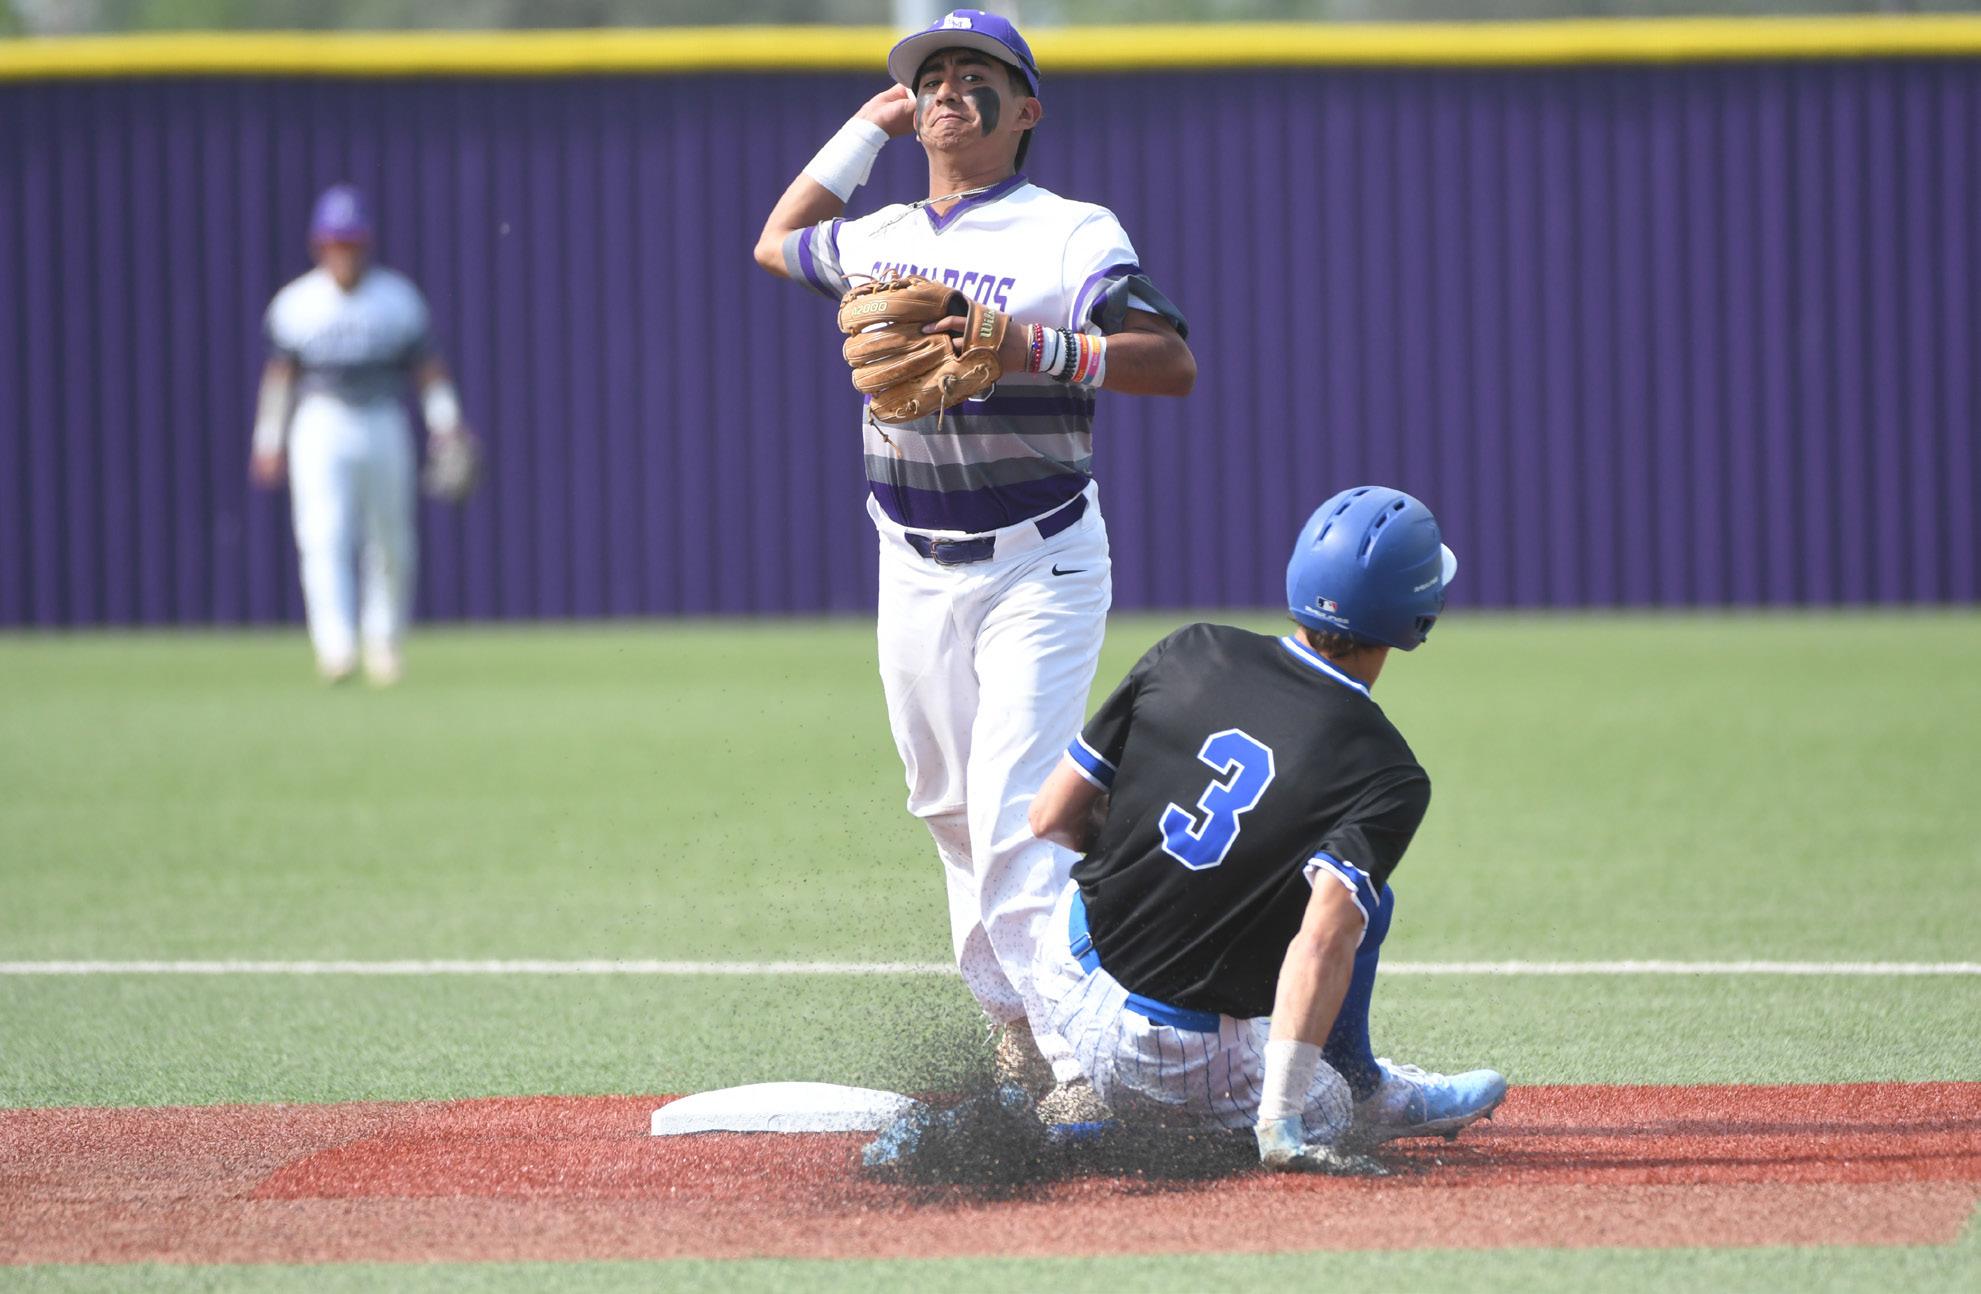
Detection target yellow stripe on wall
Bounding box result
[5,17,1981,81]
[0,28,894,78]
[1082,17,1981,66]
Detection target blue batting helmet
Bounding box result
[1287,486,1458,651]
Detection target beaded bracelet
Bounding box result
[1026,324,1068,378]
[1025,325,1104,388]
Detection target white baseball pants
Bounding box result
[287,394,417,671]
[871,484,1111,1066]
[1033,883,1354,1138]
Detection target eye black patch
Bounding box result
[964,86,1001,135]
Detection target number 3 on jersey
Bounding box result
[1159,728,1277,871]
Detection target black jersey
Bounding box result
[1065,623,1430,1019]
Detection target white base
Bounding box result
[650,1081,923,1136]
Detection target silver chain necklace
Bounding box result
[870,179,1007,233]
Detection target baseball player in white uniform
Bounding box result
[250,185,471,685]
[753,10,1196,1113]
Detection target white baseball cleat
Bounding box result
[1350,1058,1507,1145]
[1255,1115,1388,1176]
[991,1019,1055,1098]
[317,654,357,685]
[363,644,403,687]
[1034,1076,1116,1143]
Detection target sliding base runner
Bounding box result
[1024,486,1506,1173]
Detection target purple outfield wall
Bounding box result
[1,62,1977,626]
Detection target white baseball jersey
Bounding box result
[782,175,1185,534]
[266,266,433,404]
[780,172,1186,1081]
[264,265,432,674]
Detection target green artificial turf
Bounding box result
[0,623,941,961]
[2,614,1977,1289]
[7,1230,1978,1294]
[2,613,1978,1108]
[3,612,1976,965]
[2,971,1976,1109]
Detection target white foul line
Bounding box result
[0,960,953,976]
[1380,960,1981,976]
[0,959,1976,976]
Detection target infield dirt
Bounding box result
[4,1083,1977,1264]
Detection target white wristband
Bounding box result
[803,118,889,202]
[1036,325,1065,377]
[421,380,462,435]
[1259,1038,1324,1124]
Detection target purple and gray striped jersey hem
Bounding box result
[869,473,1091,535]
[861,384,1101,532]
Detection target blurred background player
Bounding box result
[1026,486,1507,1171]
[249,184,472,686]
[752,10,1196,1110]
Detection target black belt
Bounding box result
[905,494,1087,566]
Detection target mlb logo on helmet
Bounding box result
[1287,486,1458,651]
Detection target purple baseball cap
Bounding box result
[309,184,372,244]
[888,9,1040,98]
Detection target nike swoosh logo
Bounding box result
[1051,564,1087,577]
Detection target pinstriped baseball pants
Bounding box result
[1034,882,1354,1139]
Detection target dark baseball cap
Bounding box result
[887,9,1040,98]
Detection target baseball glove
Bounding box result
[837,275,1007,424]
[421,430,483,503]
